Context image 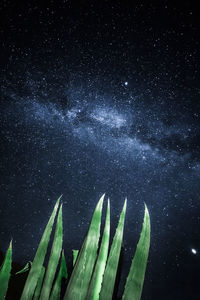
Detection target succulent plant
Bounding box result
[0,194,150,300]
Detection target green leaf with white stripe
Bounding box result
[20,196,62,300]
[50,250,68,300]
[99,198,127,300]
[72,250,79,267]
[87,199,110,300]
[63,193,105,300]
[39,203,63,299]
[0,240,12,300]
[33,266,45,300]
[122,203,150,300]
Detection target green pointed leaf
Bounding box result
[72,250,79,267]
[33,266,45,300]
[99,198,127,300]
[39,203,63,299]
[20,195,62,300]
[0,240,12,300]
[50,250,68,300]
[122,203,151,300]
[16,261,32,275]
[63,193,105,300]
[87,199,110,300]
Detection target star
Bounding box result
[191,248,197,255]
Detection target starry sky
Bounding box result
[0,1,200,299]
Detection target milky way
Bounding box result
[1,73,200,300]
[1,77,199,223]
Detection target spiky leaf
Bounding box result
[99,198,127,300]
[39,203,63,299]
[0,240,12,300]
[87,199,110,300]
[50,250,68,300]
[63,193,105,300]
[20,196,62,300]
[33,266,45,300]
[122,204,150,300]
[72,250,79,267]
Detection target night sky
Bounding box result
[0,1,200,299]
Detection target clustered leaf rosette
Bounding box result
[0,194,150,300]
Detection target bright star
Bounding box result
[124,81,128,86]
[191,248,197,255]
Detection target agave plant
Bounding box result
[0,194,150,300]
[0,240,12,299]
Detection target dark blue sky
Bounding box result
[0,1,200,299]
